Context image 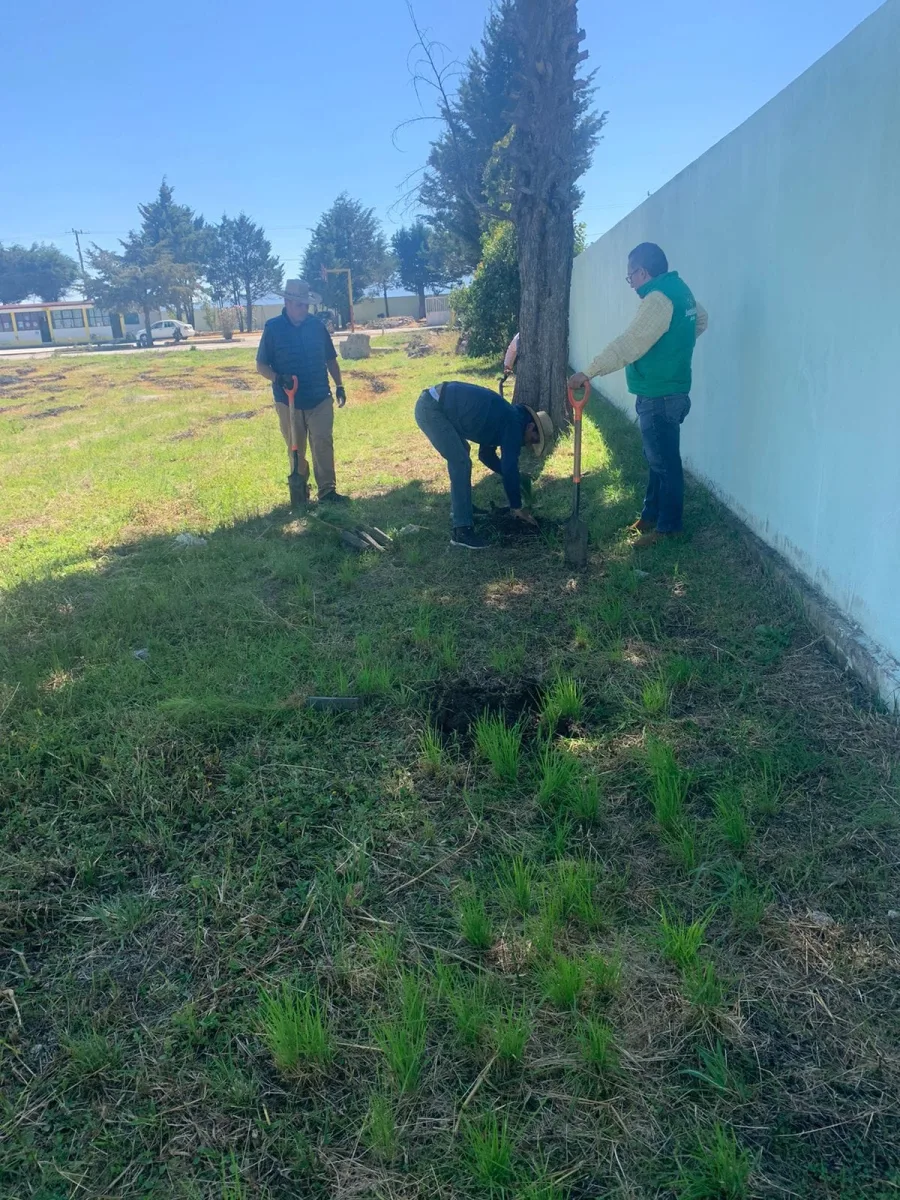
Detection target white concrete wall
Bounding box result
[570,0,900,702]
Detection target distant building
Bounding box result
[0,300,133,347]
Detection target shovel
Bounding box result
[563,383,589,567]
[284,374,307,510]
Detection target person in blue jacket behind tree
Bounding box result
[415,380,554,549]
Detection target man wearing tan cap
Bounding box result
[256,279,348,503]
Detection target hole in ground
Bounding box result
[431,674,542,740]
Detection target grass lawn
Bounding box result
[1,333,898,1199]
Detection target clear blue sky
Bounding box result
[1,0,882,279]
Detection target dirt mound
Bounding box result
[25,405,84,420]
[431,674,541,738]
[207,409,262,424]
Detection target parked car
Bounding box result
[136,319,195,347]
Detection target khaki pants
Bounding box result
[276,398,336,499]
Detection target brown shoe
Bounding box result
[634,530,680,548]
[629,518,655,534]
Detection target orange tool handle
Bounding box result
[568,383,589,418]
[568,384,589,484]
[285,375,299,451]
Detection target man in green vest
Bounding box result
[569,243,707,545]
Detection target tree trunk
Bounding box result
[245,286,253,333]
[143,305,154,349]
[510,0,584,431]
[417,285,426,321]
[383,284,390,318]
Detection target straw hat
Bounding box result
[519,404,554,456]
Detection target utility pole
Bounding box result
[72,229,88,298]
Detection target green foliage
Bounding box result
[88,241,185,330]
[418,1,520,269]
[206,212,282,328]
[391,221,461,315]
[547,857,603,927]
[641,673,670,715]
[64,1032,122,1082]
[683,959,725,1011]
[451,222,519,358]
[0,241,79,303]
[302,193,386,323]
[725,871,771,932]
[586,952,623,999]
[257,982,333,1073]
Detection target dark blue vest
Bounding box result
[258,311,335,409]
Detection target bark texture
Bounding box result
[510,0,592,430]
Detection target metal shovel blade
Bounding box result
[564,513,589,567]
[288,473,307,510]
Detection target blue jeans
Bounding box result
[415,389,473,528]
[635,393,691,533]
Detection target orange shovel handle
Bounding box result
[568,384,589,485]
[285,375,299,451]
[568,383,589,419]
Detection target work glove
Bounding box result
[335,385,347,409]
[512,508,538,526]
[276,373,295,393]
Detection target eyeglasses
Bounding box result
[626,269,642,285]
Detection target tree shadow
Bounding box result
[1,393,655,760]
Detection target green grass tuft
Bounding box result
[713,786,752,853]
[375,970,428,1093]
[457,887,495,950]
[659,907,708,970]
[495,854,536,916]
[363,1090,398,1162]
[257,982,333,1074]
[672,1123,756,1199]
[542,953,588,1010]
[491,1002,531,1066]
[474,711,523,782]
[536,745,579,807]
[646,736,690,831]
[578,1016,618,1070]
[540,674,584,728]
[463,1112,515,1191]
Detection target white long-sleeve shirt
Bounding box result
[585,292,708,380]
